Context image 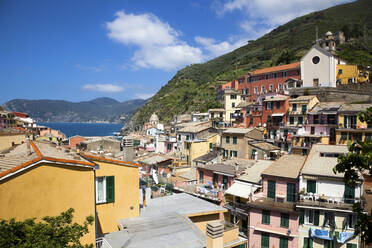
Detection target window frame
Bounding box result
[96,176,115,204]
[280,213,289,228]
[262,210,270,224]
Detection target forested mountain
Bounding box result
[128,0,372,128]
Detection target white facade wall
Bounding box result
[299,176,362,200]
[301,47,337,87]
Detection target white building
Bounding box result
[301,45,346,88]
[296,144,362,248]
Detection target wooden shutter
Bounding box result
[262,210,270,224]
[344,184,355,204]
[314,210,320,226]
[261,234,269,248]
[106,176,115,203]
[307,180,316,193]
[281,213,289,228]
[268,180,276,199]
[287,183,295,202]
[280,238,288,248]
[300,209,304,224]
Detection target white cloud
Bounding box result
[82,84,124,93]
[134,92,155,100]
[195,36,245,59]
[216,0,354,39]
[106,11,203,71]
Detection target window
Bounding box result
[209,143,213,149]
[278,84,282,90]
[347,244,357,248]
[254,87,258,94]
[365,133,371,141]
[267,180,276,199]
[178,135,181,141]
[251,149,257,159]
[96,176,115,204]
[344,184,355,204]
[305,209,314,224]
[224,150,228,158]
[220,113,223,118]
[213,173,218,185]
[280,238,288,248]
[298,117,303,125]
[199,171,204,183]
[324,240,333,248]
[223,175,228,189]
[262,210,270,224]
[289,117,294,125]
[280,213,289,228]
[167,143,172,150]
[226,136,230,143]
[250,117,253,124]
[323,212,335,227]
[311,127,315,135]
[348,78,354,84]
[276,101,281,109]
[341,132,348,140]
[302,105,307,114]
[267,102,272,110]
[346,214,356,229]
[233,136,237,144]
[261,234,269,248]
[232,150,238,157]
[273,73,277,78]
[261,86,265,93]
[307,180,316,193]
[304,237,313,248]
[186,143,190,149]
[247,77,252,83]
[231,94,237,99]
[287,183,295,202]
[266,74,269,80]
[312,56,320,64]
[338,69,343,74]
[232,102,235,108]
[267,115,271,123]
[269,84,273,91]
[282,71,287,77]
[186,135,190,140]
[292,104,297,111]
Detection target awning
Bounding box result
[225,181,257,199]
[271,113,285,117]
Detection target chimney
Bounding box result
[206,221,224,248]
[26,137,31,155]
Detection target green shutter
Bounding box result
[268,180,276,199]
[226,136,230,143]
[250,117,253,124]
[314,210,320,226]
[281,213,289,228]
[310,238,313,248]
[287,183,295,202]
[261,234,269,248]
[262,210,270,224]
[304,238,309,248]
[276,101,281,109]
[344,184,355,204]
[300,209,305,224]
[347,244,357,248]
[209,143,213,149]
[280,238,288,248]
[307,180,316,193]
[341,132,347,140]
[106,176,115,203]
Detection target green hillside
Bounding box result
[129,0,372,128]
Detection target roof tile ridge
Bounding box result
[0,157,42,179]
[43,156,95,167]
[30,140,43,158]
[80,152,141,167]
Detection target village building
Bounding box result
[336,103,372,144]
[296,144,361,248]
[262,95,289,140]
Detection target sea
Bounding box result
[37,122,124,138]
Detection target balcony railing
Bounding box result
[173,183,223,201]
[96,237,113,248]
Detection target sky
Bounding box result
[0,0,353,103]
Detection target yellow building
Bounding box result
[0,140,141,246]
[336,64,369,84]
[80,153,140,235]
[336,103,372,144]
[185,132,219,165]
[0,131,28,152]
[0,140,97,245]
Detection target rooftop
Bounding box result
[301,144,348,178]
[249,141,281,152]
[197,163,245,177]
[309,102,343,114]
[236,102,255,108]
[223,127,255,135]
[251,62,300,76]
[0,141,95,180]
[289,95,317,102]
[178,124,210,133]
[138,154,173,165]
[194,151,218,163]
[262,155,305,179]
[263,96,289,102]
[208,108,225,112]
[339,103,372,113]
[237,160,274,184]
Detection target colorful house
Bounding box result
[262,95,289,140]
[306,102,343,145]
[247,155,305,248]
[296,144,361,248]
[184,132,219,165]
[336,64,369,84]
[336,103,372,144]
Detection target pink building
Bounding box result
[247,155,305,248]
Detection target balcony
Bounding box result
[173,183,222,202]
[297,193,359,210]
[225,201,249,217]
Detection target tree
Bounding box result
[0,208,94,248]
[334,107,372,244]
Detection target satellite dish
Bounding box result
[152,169,159,184]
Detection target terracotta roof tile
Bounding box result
[251,62,300,75]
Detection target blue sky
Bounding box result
[0,0,353,103]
